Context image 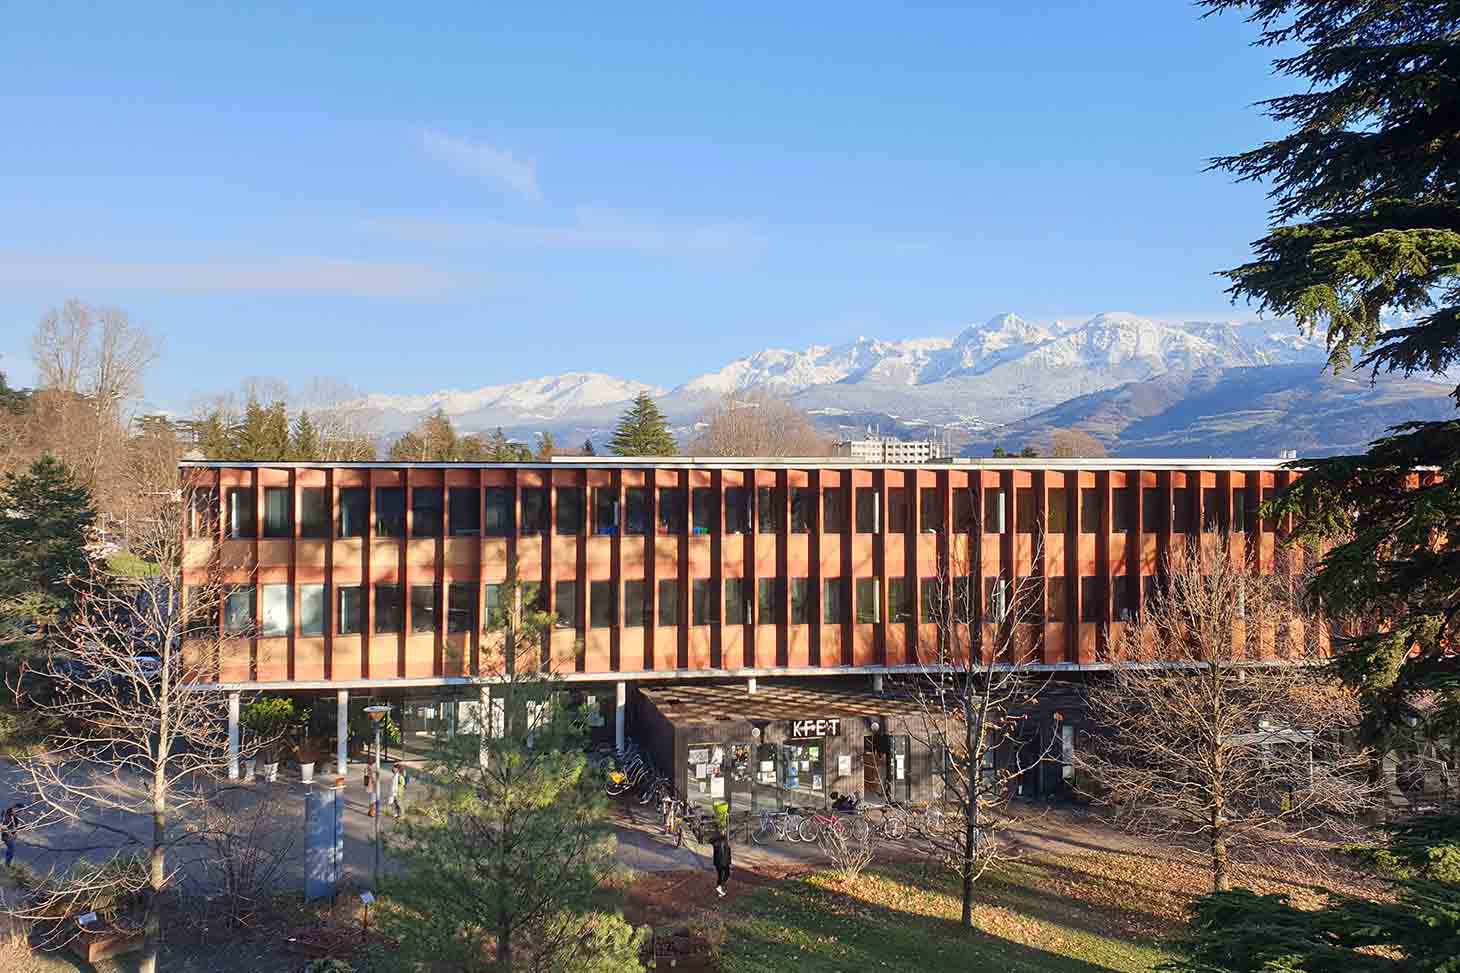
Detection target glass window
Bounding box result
[375,584,403,634]
[447,583,474,634]
[187,488,217,537]
[1112,488,1134,533]
[889,578,912,623]
[1047,576,1069,623]
[983,578,1008,625]
[1080,488,1100,534]
[624,580,648,627]
[1113,575,1135,621]
[624,487,649,536]
[823,578,847,625]
[520,488,548,535]
[757,486,779,534]
[590,580,616,628]
[757,578,780,624]
[226,488,255,539]
[522,581,545,618]
[657,580,680,627]
[338,488,367,538]
[856,578,880,624]
[725,579,749,624]
[185,585,215,637]
[410,585,439,633]
[223,585,254,634]
[1047,488,1068,533]
[1232,490,1248,533]
[855,488,880,534]
[1142,488,1164,533]
[982,489,1005,534]
[692,579,719,625]
[1173,488,1193,533]
[691,487,717,535]
[261,583,290,636]
[555,581,579,629]
[781,738,825,801]
[300,583,325,636]
[1261,486,1278,533]
[338,585,363,635]
[1017,577,1044,625]
[484,583,505,628]
[658,488,686,535]
[790,488,813,533]
[484,487,513,536]
[300,488,328,538]
[1203,488,1225,533]
[888,488,909,533]
[920,488,943,533]
[953,576,974,624]
[376,488,405,538]
[556,486,584,535]
[1016,489,1035,534]
[411,487,443,537]
[822,488,847,532]
[1079,577,1101,623]
[448,488,481,536]
[593,487,619,535]
[262,487,291,539]
[920,577,940,624]
[789,578,811,625]
[724,487,750,534]
[954,488,976,533]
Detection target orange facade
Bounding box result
[180,460,1306,687]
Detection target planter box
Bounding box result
[71,926,143,964]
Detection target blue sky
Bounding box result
[0,1,1289,412]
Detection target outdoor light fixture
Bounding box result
[751,727,761,740]
[364,704,392,886]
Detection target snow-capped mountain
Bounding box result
[359,312,1331,442]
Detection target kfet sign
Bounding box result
[789,718,841,737]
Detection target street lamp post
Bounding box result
[364,704,391,888]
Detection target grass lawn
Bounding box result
[721,859,1173,973]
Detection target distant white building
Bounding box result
[832,427,951,463]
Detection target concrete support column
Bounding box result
[871,673,884,693]
[336,689,349,777]
[227,691,241,780]
[614,681,626,753]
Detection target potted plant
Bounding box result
[241,696,295,784]
[295,738,325,784]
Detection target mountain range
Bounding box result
[353,312,1456,457]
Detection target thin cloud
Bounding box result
[416,129,540,199]
[362,206,764,259]
[0,251,476,298]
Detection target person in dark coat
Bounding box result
[711,830,732,897]
[2,804,22,867]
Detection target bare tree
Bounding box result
[1042,428,1106,458]
[687,389,830,456]
[817,823,875,883]
[181,788,300,931]
[3,473,273,973]
[898,540,1057,929]
[1074,540,1376,891]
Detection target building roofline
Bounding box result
[179,456,1305,472]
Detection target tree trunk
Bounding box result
[1210,806,1229,892]
[961,695,978,929]
[141,785,166,973]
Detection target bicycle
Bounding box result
[750,808,805,844]
[857,802,908,840]
[797,808,869,843]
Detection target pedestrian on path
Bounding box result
[390,766,407,818]
[711,830,732,898]
[2,803,22,867]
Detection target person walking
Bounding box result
[2,804,22,867]
[710,830,732,898]
[390,765,407,818]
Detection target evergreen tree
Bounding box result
[535,430,556,461]
[290,411,320,460]
[1205,0,1460,734]
[0,455,97,619]
[188,411,233,460]
[581,438,596,456]
[608,392,676,456]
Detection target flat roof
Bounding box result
[179,456,1301,471]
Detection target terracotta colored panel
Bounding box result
[515,537,543,579]
[885,534,905,570]
[369,541,401,581]
[753,537,777,578]
[443,635,469,676]
[688,536,712,578]
[583,631,611,673]
[787,627,810,668]
[585,537,613,581]
[1045,534,1066,575]
[256,565,288,584]
[654,539,678,578]
[653,632,677,671]
[852,625,877,666]
[1042,624,1065,664]
[1013,626,1040,666]
[256,640,288,682]
[181,639,214,682]
[369,639,400,679]
[219,640,250,683]
[295,639,326,681]
[332,636,363,680]
[546,629,576,671]
[688,629,711,669]
[916,535,939,574]
[481,469,514,487]
[620,628,645,670]
[444,538,476,566]
[722,626,747,670]
[753,624,777,663]
[819,533,841,576]
[915,624,939,666]
[220,541,254,571]
[482,538,509,582]
[183,540,213,573]
[787,535,810,573]
[621,538,647,579]
[549,537,579,578]
[403,636,434,677]
[950,534,972,570]
[403,538,433,569]
[722,535,747,576]
[587,469,614,488]
[850,537,873,577]
[820,626,843,667]
[1077,624,1098,664]
[885,626,908,667]
[295,541,326,572]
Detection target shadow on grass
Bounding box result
[721,866,1166,973]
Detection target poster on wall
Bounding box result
[837,755,852,777]
[895,754,905,780]
[710,777,725,798]
[812,774,823,790]
[688,747,710,766]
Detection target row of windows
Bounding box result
[196,483,1281,542]
[199,572,1192,639]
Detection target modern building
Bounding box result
[179,456,1315,806]
[832,429,952,463]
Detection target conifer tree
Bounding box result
[581,438,596,456]
[289,411,320,460]
[535,430,555,461]
[608,392,676,456]
[1204,0,1460,736]
[0,455,96,619]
